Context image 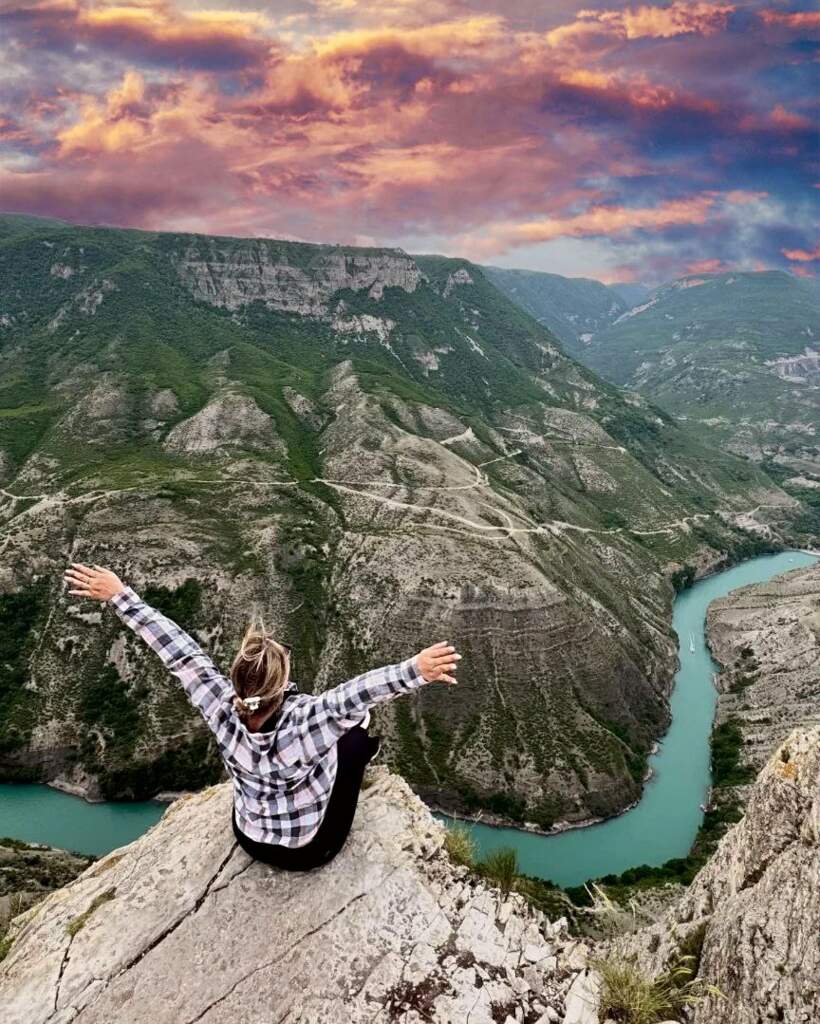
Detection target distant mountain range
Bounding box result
[489,265,820,538]
[0,214,799,830]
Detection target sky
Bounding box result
[1,1,818,285]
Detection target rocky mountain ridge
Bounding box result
[612,727,820,1024]
[706,559,820,778]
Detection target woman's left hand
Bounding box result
[64,564,126,602]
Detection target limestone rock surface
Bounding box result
[0,769,585,1024]
[617,728,820,1024]
[706,560,820,771]
[164,392,286,457]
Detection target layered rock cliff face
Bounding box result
[0,769,595,1024]
[614,728,820,1024]
[175,239,423,315]
[706,560,820,774]
[0,215,792,827]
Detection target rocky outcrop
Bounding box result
[176,239,422,316]
[0,769,591,1024]
[707,561,820,773]
[164,392,286,457]
[615,728,820,1024]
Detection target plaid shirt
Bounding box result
[109,587,427,847]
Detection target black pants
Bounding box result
[232,725,372,871]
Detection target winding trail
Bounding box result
[0,430,796,548]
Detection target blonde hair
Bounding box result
[230,617,290,724]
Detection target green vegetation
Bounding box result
[593,954,720,1024]
[478,847,519,894]
[670,564,696,592]
[66,887,116,938]
[95,736,223,801]
[143,579,203,633]
[0,586,45,757]
[710,718,754,787]
[79,665,143,762]
[443,825,576,921]
[443,823,476,867]
[0,838,93,896]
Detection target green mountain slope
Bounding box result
[484,265,627,357]
[494,267,820,542]
[0,215,794,829]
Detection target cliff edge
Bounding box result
[0,769,590,1024]
[614,727,820,1024]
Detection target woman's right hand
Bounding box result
[64,564,126,602]
[414,642,461,685]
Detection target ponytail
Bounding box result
[230,620,290,724]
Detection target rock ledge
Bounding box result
[0,769,586,1024]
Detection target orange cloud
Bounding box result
[782,245,820,262]
[459,190,769,256]
[4,0,275,71]
[685,257,729,274]
[56,69,231,157]
[311,15,507,61]
[758,9,820,30]
[58,70,149,154]
[547,2,736,47]
[621,2,736,39]
[78,0,272,40]
[308,0,471,29]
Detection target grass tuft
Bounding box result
[443,822,477,868]
[479,847,519,894]
[593,953,721,1024]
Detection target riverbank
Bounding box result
[437,550,818,888]
[2,551,815,870]
[46,778,191,806]
[431,770,653,839]
[706,558,820,778]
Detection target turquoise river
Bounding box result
[0,550,816,876]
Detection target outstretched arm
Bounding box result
[64,564,231,728]
[281,642,460,764]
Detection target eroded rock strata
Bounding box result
[0,215,795,827]
[706,560,820,774]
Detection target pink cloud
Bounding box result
[782,244,820,262]
[758,9,820,31]
[684,257,731,274]
[457,190,769,257]
[1,1,815,284]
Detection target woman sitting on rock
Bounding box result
[63,563,460,871]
